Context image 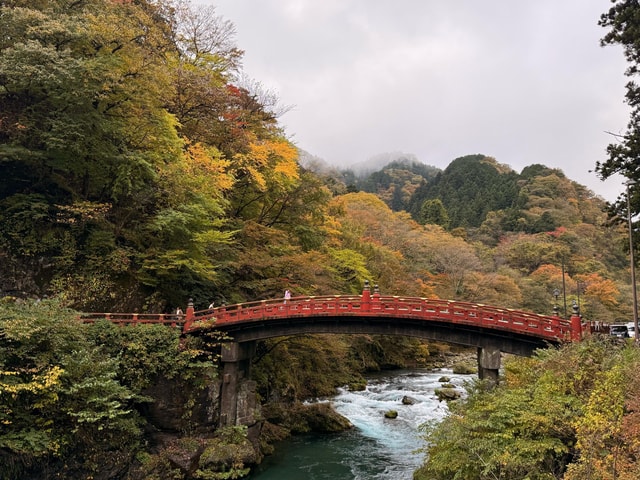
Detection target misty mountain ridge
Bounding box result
[309,152,606,235]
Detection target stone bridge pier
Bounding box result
[219,341,258,427]
[477,345,501,384]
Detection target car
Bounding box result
[627,322,636,338]
[610,324,630,338]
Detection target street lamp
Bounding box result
[626,179,639,344]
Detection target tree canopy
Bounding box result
[416,338,640,480]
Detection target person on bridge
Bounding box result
[208,301,215,309]
[175,307,183,317]
[284,289,291,304]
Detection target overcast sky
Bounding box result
[209,0,631,202]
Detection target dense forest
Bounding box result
[3,0,640,479]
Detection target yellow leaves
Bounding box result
[565,362,630,480]
[184,141,234,192]
[269,140,299,177]
[161,140,233,209]
[243,164,265,190]
[0,365,63,395]
[233,137,299,192]
[248,141,270,165]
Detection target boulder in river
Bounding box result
[262,402,353,434]
[435,387,461,402]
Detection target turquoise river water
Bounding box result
[247,368,473,480]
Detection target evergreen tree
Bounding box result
[419,199,450,228]
[597,0,640,217]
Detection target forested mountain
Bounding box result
[408,155,521,228]
[354,157,440,212]
[346,153,602,235]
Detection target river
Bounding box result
[248,368,474,480]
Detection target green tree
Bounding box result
[598,0,640,182]
[411,155,520,228]
[0,1,188,309]
[419,198,450,228]
[0,296,217,479]
[0,298,141,477]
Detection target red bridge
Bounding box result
[81,284,582,356]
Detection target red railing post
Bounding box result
[372,284,381,310]
[183,298,195,332]
[361,280,371,312]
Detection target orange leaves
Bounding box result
[530,264,565,286]
[578,273,619,307]
[328,192,485,298]
[546,226,567,238]
[464,271,523,308]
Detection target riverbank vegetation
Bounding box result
[3,0,640,479]
[416,337,640,480]
[0,297,218,479]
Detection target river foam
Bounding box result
[250,368,474,479]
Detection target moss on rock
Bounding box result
[261,402,353,434]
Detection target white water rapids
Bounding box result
[249,368,475,479]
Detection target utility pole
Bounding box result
[561,257,567,319]
[626,179,639,344]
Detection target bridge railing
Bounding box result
[368,296,572,340]
[190,295,365,324]
[79,312,185,328]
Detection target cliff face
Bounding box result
[130,375,264,480]
[0,253,47,298]
[130,372,356,479]
[142,376,222,432]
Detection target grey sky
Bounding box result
[209,0,631,202]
